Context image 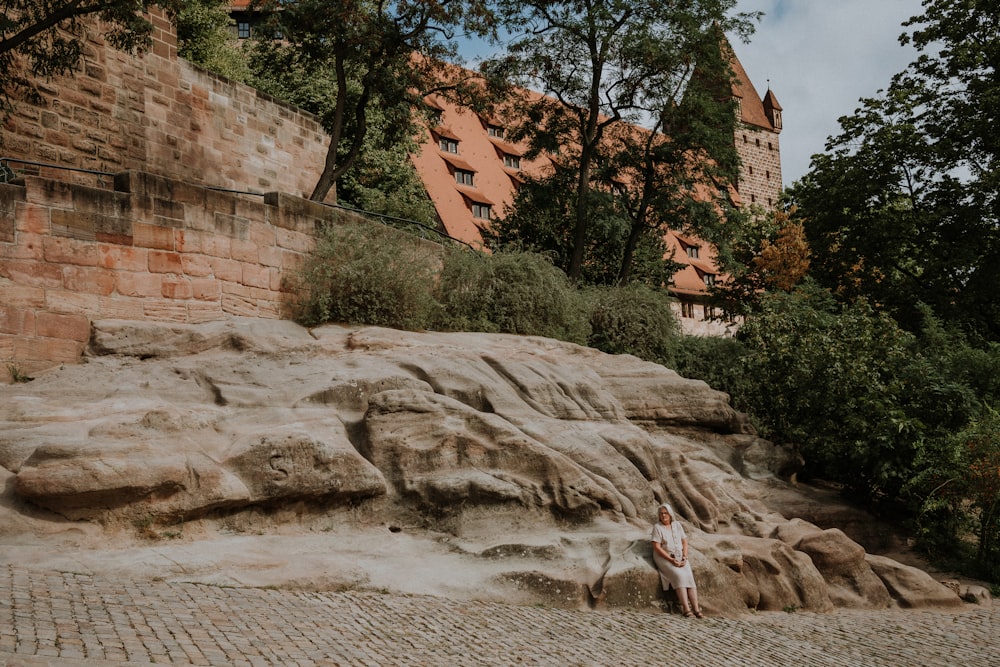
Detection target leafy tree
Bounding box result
[731,283,955,508]
[0,0,180,114]
[249,0,495,203]
[335,101,438,227]
[485,167,660,286]
[788,0,1000,340]
[605,29,741,285]
[714,206,811,315]
[489,0,757,281]
[175,0,249,82]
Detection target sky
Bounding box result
[731,0,927,185]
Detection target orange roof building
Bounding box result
[409,49,782,336]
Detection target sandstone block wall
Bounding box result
[1,11,329,200]
[736,125,783,210]
[0,170,347,381]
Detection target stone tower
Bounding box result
[730,52,783,210]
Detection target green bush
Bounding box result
[294,220,441,330]
[585,284,681,364]
[672,334,748,392]
[435,249,590,344]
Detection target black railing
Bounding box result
[0,157,115,187]
[0,157,479,252]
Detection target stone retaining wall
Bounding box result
[0,170,347,381]
[1,10,330,200]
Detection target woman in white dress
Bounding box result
[651,503,704,618]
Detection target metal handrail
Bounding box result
[0,157,115,179]
[0,157,480,252]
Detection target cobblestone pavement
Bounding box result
[0,566,996,667]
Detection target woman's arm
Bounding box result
[652,540,683,566]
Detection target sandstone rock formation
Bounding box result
[0,318,964,615]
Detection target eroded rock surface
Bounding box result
[0,318,965,614]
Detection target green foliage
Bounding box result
[175,0,250,82]
[788,0,1000,340]
[674,281,999,579]
[486,170,683,287]
[732,283,935,506]
[489,0,758,281]
[671,334,748,398]
[585,284,680,364]
[336,115,438,227]
[434,249,590,344]
[914,406,1000,583]
[294,220,441,330]
[248,0,494,202]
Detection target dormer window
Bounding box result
[237,21,251,39]
[472,203,492,219]
[686,246,700,259]
[439,138,459,154]
[455,169,475,186]
[703,273,716,287]
[503,154,521,169]
[488,125,505,139]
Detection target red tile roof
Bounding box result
[729,47,777,131]
[409,49,771,307]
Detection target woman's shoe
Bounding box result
[693,609,705,619]
[682,607,694,618]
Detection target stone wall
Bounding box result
[736,124,782,210]
[1,10,330,199]
[0,170,348,381]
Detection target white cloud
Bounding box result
[732,0,925,185]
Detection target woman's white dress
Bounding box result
[651,521,696,590]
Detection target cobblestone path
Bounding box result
[1,566,996,666]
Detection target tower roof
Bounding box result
[728,45,778,132]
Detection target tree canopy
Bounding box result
[486,0,758,283]
[247,0,495,203]
[787,0,1000,340]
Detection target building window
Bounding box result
[766,170,771,180]
[681,302,695,318]
[686,246,699,259]
[455,169,475,186]
[439,138,459,153]
[768,142,773,151]
[750,194,756,203]
[742,134,748,143]
[237,21,251,39]
[704,305,716,319]
[748,165,754,175]
[488,125,505,138]
[472,203,491,219]
[755,138,761,147]
[503,154,521,169]
[703,273,716,287]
